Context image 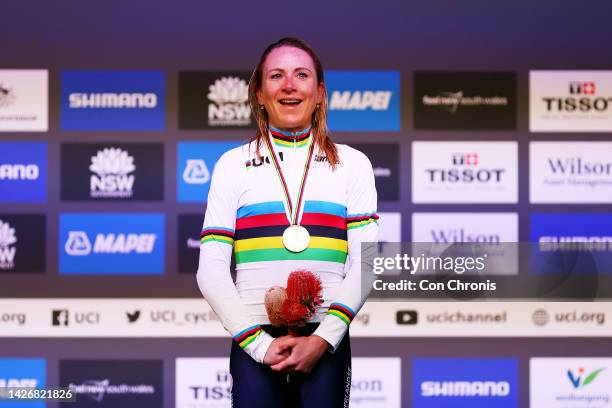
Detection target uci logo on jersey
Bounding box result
[325,71,400,131]
[59,213,164,275]
[177,141,240,203]
[60,70,165,131]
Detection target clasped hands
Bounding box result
[263,334,328,374]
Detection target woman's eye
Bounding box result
[297,72,308,79]
[270,73,282,79]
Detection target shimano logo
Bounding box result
[0,164,39,180]
[89,147,135,198]
[69,93,157,109]
[207,76,251,126]
[539,236,612,251]
[65,231,156,255]
[0,220,17,269]
[329,91,392,111]
[421,381,510,397]
[431,228,500,244]
[183,159,210,184]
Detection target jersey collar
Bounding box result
[268,125,312,149]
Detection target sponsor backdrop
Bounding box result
[1,0,611,406]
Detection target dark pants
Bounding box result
[230,324,351,408]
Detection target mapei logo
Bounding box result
[89,147,135,198]
[61,70,165,130]
[65,231,156,256]
[183,160,210,184]
[0,219,17,269]
[177,141,240,202]
[325,70,400,131]
[207,76,251,126]
[567,367,605,389]
[0,142,47,203]
[60,213,164,275]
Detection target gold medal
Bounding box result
[282,225,311,253]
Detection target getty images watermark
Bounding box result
[360,242,612,300]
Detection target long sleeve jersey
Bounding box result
[197,128,378,363]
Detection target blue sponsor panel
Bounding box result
[0,358,46,408]
[0,142,47,203]
[59,213,164,275]
[60,70,165,131]
[325,70,400,131]
[412,358,518,408]
[177,141,240,203]
[531,213,612,274]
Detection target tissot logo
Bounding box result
[413,358,518,407]
[179,71,254,129]
[175,358,231,407]
[325,70,400,131]
[0,214,45,273]
[530,142,612,203]
[349,143,400,201]
[177,141,240,203]
[61,143,163,201]
[60,360,163,408]
[414,72,516,130]
[60,213,165,275]
[0,142,47,203]
[396,310,418,325]
[60,70,165,131]
[0,70,48,131]
[412,142,518,203]
[530,71,612,132]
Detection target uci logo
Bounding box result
[183,159,210,184]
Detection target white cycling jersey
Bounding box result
[197,127,378,363]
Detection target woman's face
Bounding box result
[257,46,323,132]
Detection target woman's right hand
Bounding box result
[263,336,296,365]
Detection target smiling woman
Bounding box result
[197,37,379,408]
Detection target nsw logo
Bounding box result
[0,220,17,270]
[207,76,251,126]
[60,70,165,131]
[60,213,164,275]
[90,148,135,198]
[325,70,400,131]
[177,141,240,202]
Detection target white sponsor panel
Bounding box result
[0,70,48,131]
[530,142,612,203]
[0,300,611,337]
[530,358,612,407]
[412,141,518,203]
[176,358,231,408]
[350,358,401,407]
[412,213,518,275]
[530,70,612,132]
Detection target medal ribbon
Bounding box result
[263,129,315,226]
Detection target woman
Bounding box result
[197,37,378,407]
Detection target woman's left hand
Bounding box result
[270,335,328,374]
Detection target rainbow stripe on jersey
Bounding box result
[234,325,263,349]
[234,200,348,264]
[327,302,355,326]
[347,213,379,230]
[200,227,235,246]
[269,126,311,148]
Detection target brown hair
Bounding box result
[248,37,339,169]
